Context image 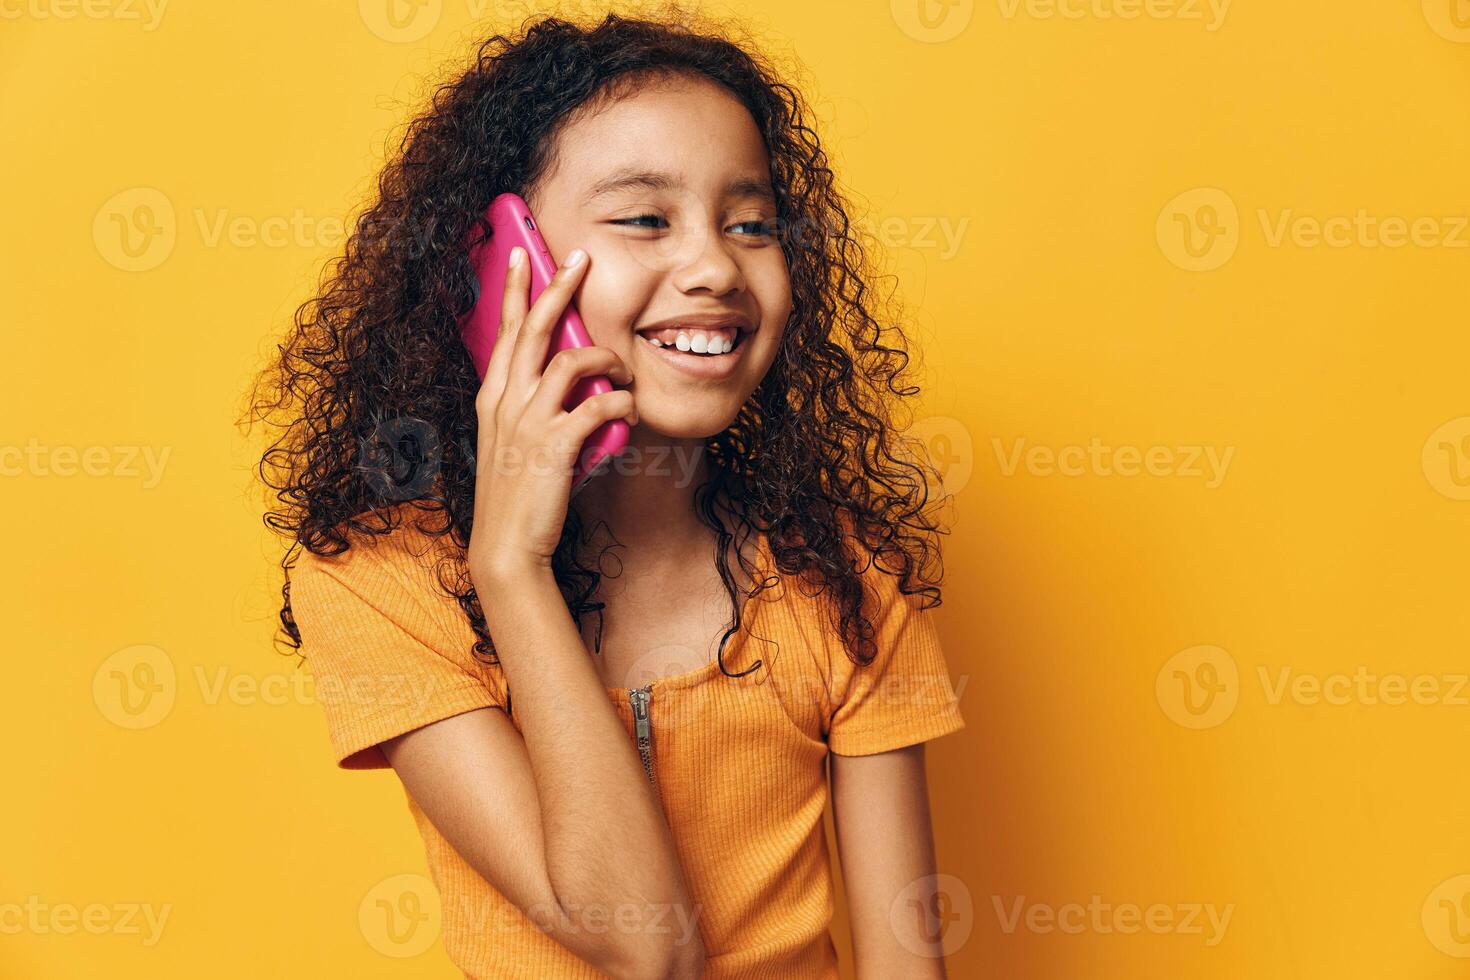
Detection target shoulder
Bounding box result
[291,505,471,647]
[818,525,963,756]
[294,504,461,580]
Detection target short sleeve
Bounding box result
[824,560,966,757]
[289,527,506,770]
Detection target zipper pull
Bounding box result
[628,685,655,785]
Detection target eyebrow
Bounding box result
[583,168,776,204]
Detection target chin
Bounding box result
[635,400,742,441]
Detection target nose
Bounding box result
[670,219,746,297]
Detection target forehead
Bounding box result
[535,75,772,202]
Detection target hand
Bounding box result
[466,245,636,586]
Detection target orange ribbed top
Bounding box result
[290,516,966,979]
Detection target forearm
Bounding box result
[479,564,703,969]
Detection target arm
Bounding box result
[830,743,950,979]
[380,566,705,980]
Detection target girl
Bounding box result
[252,10,965,979]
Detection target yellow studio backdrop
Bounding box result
[2,0,1467,976]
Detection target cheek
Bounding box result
[758,262,793,332]
[574,262,652,349]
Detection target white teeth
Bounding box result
[641,331,738,354]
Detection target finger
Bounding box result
[559,388,638,444]
[524,346,633,421]
[506,248,589,394]
[479,245,529,413]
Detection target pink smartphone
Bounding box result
[462,193,629,496]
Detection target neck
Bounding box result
[572,427,719,559]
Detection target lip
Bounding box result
[637,329,751,380]
[634,312,755,336]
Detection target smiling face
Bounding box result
[524,72,792,441]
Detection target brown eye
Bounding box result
[612,214,668,229]
[731,219,778,238]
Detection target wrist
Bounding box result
[471,554,556,602]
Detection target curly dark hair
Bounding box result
[246,7,949,695]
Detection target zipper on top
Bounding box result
[628,685,655,785]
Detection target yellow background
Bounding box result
[4,0,1468,976]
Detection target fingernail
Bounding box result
[508,246,524,268]
[565,248,586,268]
